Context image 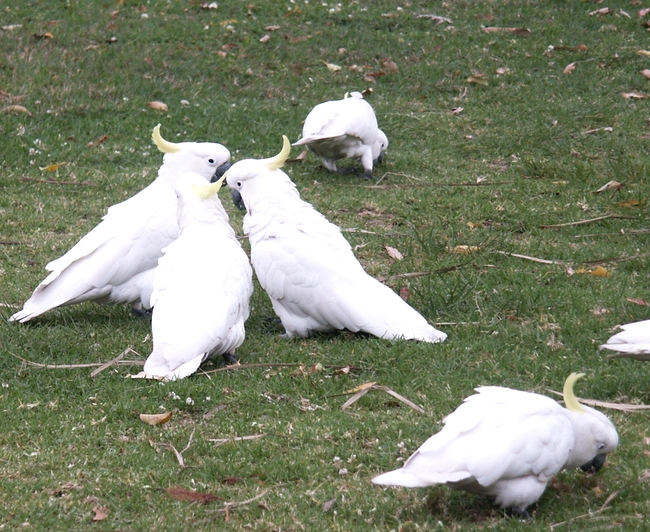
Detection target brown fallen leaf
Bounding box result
[399,287,410,301]
[482,26,531,36]
[39,162,67,172]
[91,506,107,521]
[640,8,650,17]
[381,59,398,74]
[618,199,640,207]
[594,180,624,193]
[622,92,649,99]
[265,25,281,31]
[641,69,650,80]
[563,62,576,74]
[259,34,270,43]
[627,297,649,306]
[321,60,341,72]
[467,73,488,85]
[589,7,614,16]
[637,50,650,57]
[452,245,479,255]
[385,245,403,260]
[148,101,168,111]
[2,104,31,115]
[87,135,108,147]
[323,498,336,512]
[364,71,386,83]
[139,412,172,425]
[589,266,611,278]
[165,487,219,504]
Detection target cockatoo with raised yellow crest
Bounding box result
[293,91,388,179]
[141,173,253,380]
[224,137,447,343]
[372,373,619,518]
[10,125,230,322]
[600,318,650,360]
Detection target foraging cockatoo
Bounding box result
[141,173,253,380]
[600,319,650,360]
[10,125,230,322]
[372,373,619,518]
[293,91,388,179]
[224,136,447,343]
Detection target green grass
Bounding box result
[1,0,650,529]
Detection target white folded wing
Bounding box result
[600,319,650,359]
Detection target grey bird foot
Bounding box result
[131,305,153,318]
[222,352,239,365]
[506,507,531,520]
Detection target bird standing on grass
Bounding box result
[223,136,446,343]
[293,91,388,179]
[600,319,650,360]
[141,173,252,380]
[372,373,619,518]
[10,125,231,322]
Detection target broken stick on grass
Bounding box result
[540,213,635,229]
[340,382,425,413]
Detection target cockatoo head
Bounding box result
[373,129,389,162]
[562,373,619,472]
[173,172,228,228]
[152,124,231,182]
[223,136,293,212]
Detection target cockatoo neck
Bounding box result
[177,196,231,232]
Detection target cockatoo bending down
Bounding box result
[224,136,447,343]
[372,373,619,518]
[293,91,388,179]
[600,319,650,360]
[141,173,253,381]
[10,125,231,323]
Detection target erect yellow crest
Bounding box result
[263,135,291,171]
[563,372,586,413]
[191,174,225,199]
[152,124,181,154]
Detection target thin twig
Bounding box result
[367,180,513,190]
[540,213,635,229]
[7,351,144,369]
[549,491,618,529]
[201,362,362,375]
[574,228,650,238]
[0,241,21,246]
[19,176,98,186]
[582,252,650,265]
[495,251,567,265]
[90,346,137,377]
[208,433,266,448]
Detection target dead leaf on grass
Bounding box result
[139,412,172,425]
[39,162,67,172]
[589,7,615,16]
[563,62,576,74]
[451,245,479,254]
[637,50,650,57]
[640,8,650,17]
[399,287,410,301]
[594,180,624,193]
[622,91,649,99]
[482,26,531,36]
[626,297,649,306]
[618,199,640,207]
[589,266,611,277]
[165,487,219,504]
[2,104,31,115]
[385,245,403,260]
[323,497,336,512]
[148,101,168,111]
[321,60,341,72]
[466,73,488,85]
[416,14,453,24]
[91,506,108,521]
[259,34,270,43]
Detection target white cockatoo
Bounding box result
[10,125,231,323]
[141,173,253,380]
[600,319,650,360]
[372,373,619,518]
[224,136,447,343]
[293,91,388,179]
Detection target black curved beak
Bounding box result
[211,162,231,183]
[231,189,246,211]
[580,453,607,473]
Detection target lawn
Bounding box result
[1,0,650,530]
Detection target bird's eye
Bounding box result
[208,158,215,164]
[598,443,606,451]
[236,181,242,188]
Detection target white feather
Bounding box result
[225,156,446,343]
[142,173,253,381]
[600,319,650,359]
[372,385,618,514]
[293,92,388,177]
[10,134,230,323]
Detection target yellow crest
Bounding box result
[152,124,181,154]
[263,135,291,171]
[563,372,586,413]
[191,174,225,199]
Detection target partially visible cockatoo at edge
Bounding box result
[372,373,619,518]
[224,136,447,343]
[293,91,388,179]
[141,173,253,381]
[600,318,650,360]
[10,125,231,323]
